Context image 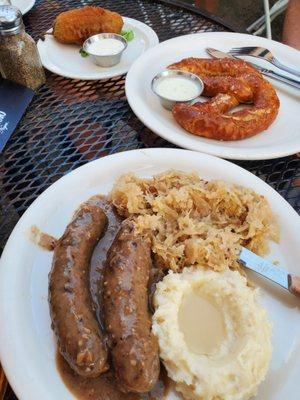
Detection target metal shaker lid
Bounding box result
[0,5,23,35]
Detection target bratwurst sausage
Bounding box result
[103,221,160,393]
[49,196,108,377]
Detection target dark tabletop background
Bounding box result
[0,0,299,398]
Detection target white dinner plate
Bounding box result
[125,32,300,160]
[37,17,159,80]
[11,0,35,14]
[0,148,299,400]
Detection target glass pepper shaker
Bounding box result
[0,5,45,90]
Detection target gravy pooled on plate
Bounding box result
[57,351,170,400]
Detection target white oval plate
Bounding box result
[0,148,299,400]
[12,0,35,14]
[125,32,300,160]
[37,17,159,80]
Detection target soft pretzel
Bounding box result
[169,58,280,141]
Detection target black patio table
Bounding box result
[0,0,299,398]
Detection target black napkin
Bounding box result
[0,77,35,153]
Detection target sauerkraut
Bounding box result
[109,171,278,272]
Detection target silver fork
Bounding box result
[229,46,300,77]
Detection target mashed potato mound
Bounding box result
[109,171,278,272]
[152,268,272,400]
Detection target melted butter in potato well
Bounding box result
[178,291,225,356]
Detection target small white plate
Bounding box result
[37,17,159,80]
[0,148,299,400]
[11,0,35,14]
[125,32,300,160]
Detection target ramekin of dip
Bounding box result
[151,70,204,110]
[83,33,127,67]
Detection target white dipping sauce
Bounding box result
[155,76,200,101]
[87,38,124,56]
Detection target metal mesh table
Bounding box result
[0,0,299,398]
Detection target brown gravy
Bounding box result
[56,351,170,400]
[54,197,171,399]
[89,197,123,326]
[30,225,57,251]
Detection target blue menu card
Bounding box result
[0,77,35,152]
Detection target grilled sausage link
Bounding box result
[103,221,160,393]
[49,197,108,377]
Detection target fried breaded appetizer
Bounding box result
[53,6,123,45]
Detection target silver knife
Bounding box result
[238,247,300,297]
[206,48,300,90]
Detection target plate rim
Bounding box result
[37,16,159,81]
[12,0,35,15]
[0,148,300,400]
[125,31,300,160]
